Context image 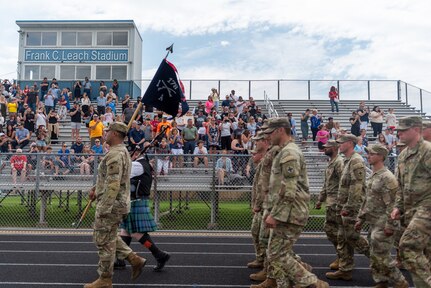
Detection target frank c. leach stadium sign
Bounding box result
[24,49,129,62]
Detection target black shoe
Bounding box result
[154,252,170,271]
[114,258,126,270]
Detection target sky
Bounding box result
[1,0,431,112]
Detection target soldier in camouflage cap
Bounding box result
[252,130,266,141]
[422,119,431,142]
[253,117,329,288]
[86,121,146,288]
[260,119,271,131]
[391,116,431,287]
[355,144,409,288]
[316,140,344,270]
[327,130,370,281]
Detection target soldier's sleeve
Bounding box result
[270,151,299,222]
[383,175,400,230]
[394,161,404,213]
[343,158,365,215]
[251,163,260,207]
[357,197,367,222]
[318,170,327,203]
[97,153,124,216]
[253,164,264,210]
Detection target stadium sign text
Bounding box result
[24,49,129,62]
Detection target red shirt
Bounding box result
[11,155,27,171]
[329,91,338,99]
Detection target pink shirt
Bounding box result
[205,100,214,114]
[317,130,329,144]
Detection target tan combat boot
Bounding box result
[300,261,313,272]
[393,279,409,288]
[247,259,264,269]
[83,277,112,288]
[250,269,266,281]
[126,252,147,280]
[374,281,388,288]
[250,277,277,288]
[325,270,352,281]
[329,258,339,270]
[306,279,330,288]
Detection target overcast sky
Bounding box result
[1,0,431,111]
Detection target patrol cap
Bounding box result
[260,119,270,130]
[336,134,358,144]
[322,139,339,148]
[397,116,422,131]
[106,122,128,135]
[423,120,431,129]
[252,131,266,141]
[263,117,291,134]
[365,143,389,158]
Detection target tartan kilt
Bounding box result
[120,198,157,233]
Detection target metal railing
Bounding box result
[0,151,399,231]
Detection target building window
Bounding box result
[77,32,92,46]
[27,32,57,46]
[60,65,91,80]
[76,66,91,79]
[96,66,111,79]
[97,32,112,46]
[112,66,127,80]
[26,32,42,46]
[61,32,76,46]
[24,65,56,80]
[113,32,128,46]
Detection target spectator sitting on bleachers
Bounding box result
[216,149,233,185]
[360,128,368,147]
[91,139,104,155]
[54,142,73,176]
[228,100,238,116]
[193,140,208,170]
[246,116,257,136]
[106,96,116,115]
[316,124,330,151]
[155,138,170,176]
[157,115,172,137]
[42,146,55,173]
[0,132,8,153]
[35,125,48,151]
[12,122,30,150]
[104,106,114,125]
[71,137,84,154]
[128,122,146,151]
[26,143,38,174]
[122,101,135,125]
[150,114,160,138]
[107,88,118,105]
[78,144,94,176]
[221,94,231,109]
[10,148,27,184]
[35,108,46,129]
[23,106,35,138]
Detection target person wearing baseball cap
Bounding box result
[390,115,431,287]
[326,131,369,281]
[354,144,409,288]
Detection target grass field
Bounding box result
[0,193,326,231]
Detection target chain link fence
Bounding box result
[0,151,398,232]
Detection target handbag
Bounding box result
[334,97,339,103]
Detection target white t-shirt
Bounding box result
[193,146,208,155]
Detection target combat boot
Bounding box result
[329,258,339,270]
[306,279,330,288]
[250,277,277,288]
[154,251,170,271]
[393,279,409,288]
[250,269,266,281]
[83,276,112,288]
[325,270,352,281]
[300,261,313,272]
[126,252,146,280]
[247,259,264,269]
[373,281,388,288]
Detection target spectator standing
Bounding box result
[26,86,39,112]
[221,95,231,109]
[69,102,82,140]
[182,118,198,161]
[350,111,361,136]
[47,110,60,144]
[155,138,170,175]
[35,108,47,128]
[104,106,114,125]
[0,95,7,118]
[357,102,369,131]
[0,132,8,153]
[207,117,219,154]
[310,109,322,141]
[150,115,160,138]
[287,112,297,137]
[328,86,339,113]
[112,79,119,97]
[169,128,184,169]
[12,123,30,149]
[360,128,369,147]
[49,83,61,110]
[370,106,384,137]
[156,115,172,137]
[40,77,49,101]
[385,108,397,130]
[7,98,18,117]
[58,94,68,120]
[96,91,107,116]
[210,88,220,112]
[44,90,55,115]
[122,94,131,111]
[89,114,105,146]
[99,81,108,96]
[81,92,91,115]
[122,101,135,125]
[106,96,116,115]
[73,80,82,100]
[142,118,153,141]
[23,106,35,138]
[205,95,214,115]
[83,77,92,100]
[220,116,232,150]
[10,148,27,184]
[300,109,310,142]
[246,116,257,137]
[231,132,247,174]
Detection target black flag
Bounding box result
[142,59,186,117]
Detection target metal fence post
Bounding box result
[210,154,217,229]
[277,80,280,100]
[218,80,221,97]
[307,80,311,100]
[337,80,340,99]
[405,82,409,105]
[420,89,423,114]
[397,80,401,101]
[248,80,251,99]
[34,154,41,223]
[367,81,371,100]
[189,80,192,100]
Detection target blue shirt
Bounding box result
[310,115,321,129]
[15,128,29,141]
[57,149,70,164]
[91,145,104,154]
[129,128,145,143]
[97,97,107,107]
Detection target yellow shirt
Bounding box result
[89,120,104,138]
[7,102,18,113]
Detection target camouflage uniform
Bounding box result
[336,151,370,272]
[318,153,343,251]
[395,138,431,287]
[93,143,134,278]
[251,162,265,263]
[358,166,406,284]
[267,139,318,286]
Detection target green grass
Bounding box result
[0,194,326,231]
